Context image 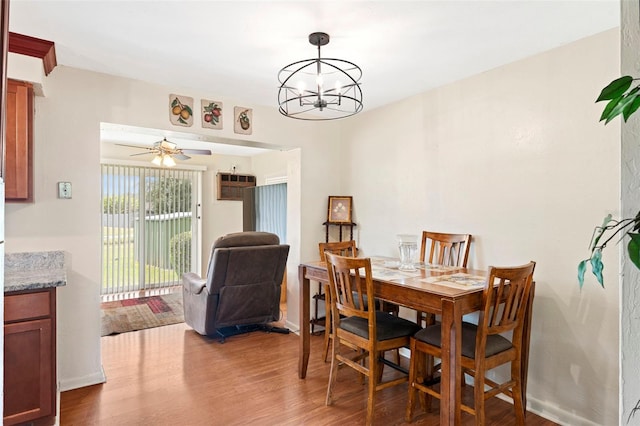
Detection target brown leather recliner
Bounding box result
[182,231,290,341]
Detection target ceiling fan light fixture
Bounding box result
[278,32,363,120]
[162,154,176,167]
[117,137,212,166]
[151,154,163,166]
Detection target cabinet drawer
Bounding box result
[5,290,52,322]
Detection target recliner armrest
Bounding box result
[183,272,207,295]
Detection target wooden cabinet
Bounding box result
[4,288,56,426]
[5,79,33,202]
[217,172,256,200]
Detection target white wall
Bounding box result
[251,150,289,186]
[200,154,253,274]
[340,29,620,425]
[4,65,341,391]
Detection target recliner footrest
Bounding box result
[216,324,290,343]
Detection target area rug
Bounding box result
[101,292,184,336]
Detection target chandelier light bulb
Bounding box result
[151,155,162,166]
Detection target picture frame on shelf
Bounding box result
[327,196,352,223]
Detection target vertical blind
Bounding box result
[243,183,287,243]
[101,164,200,296]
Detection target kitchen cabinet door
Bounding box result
[5,79,33,201]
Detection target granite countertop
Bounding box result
[5,251,67,293]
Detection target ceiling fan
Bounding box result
[117,138,212,167]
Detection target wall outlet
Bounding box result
[58,182,72,199]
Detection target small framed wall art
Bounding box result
[169,94,194,127]
[327,196,353,223]
[234,106,252,135]
[202,99,223,129]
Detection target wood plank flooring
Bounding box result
[61,321,557,425]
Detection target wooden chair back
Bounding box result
[420,231,471,267]
[317,240,358,362]
[319,240,357,262]
[417,232,472,326]
[324,252,374,323]
[477,262,536,358]
[325,252,420,424]
[406,261,537,424]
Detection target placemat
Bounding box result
[422,272,486,289]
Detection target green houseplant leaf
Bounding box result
[578,260,588,289]
[624,95,640,121]
[596,75,633,101]
[628,233,640,270]
[590,248,604,288]
[600,97,623,122]
[605,87,640,124]
[591,213,613,249]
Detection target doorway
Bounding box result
[101,163,202,298]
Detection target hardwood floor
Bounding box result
[61,320,557,425]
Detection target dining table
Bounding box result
[297,257,535,426]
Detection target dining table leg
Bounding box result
[521,281,536,414]
[298,264,310,379]
[440,298,462,425]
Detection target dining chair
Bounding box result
[318,240,358,362]
[319,240,401,362]
[417,231,472,325]
[405,261,536,425]
[324,252,422,425]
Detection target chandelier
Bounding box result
[278,32,363,120]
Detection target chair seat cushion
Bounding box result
[414,321,512,358]
[340,312,422,341]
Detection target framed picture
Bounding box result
[169,94,194,127]
[234,106,252,135]
[201,99,223,129]
[327,196,353,223]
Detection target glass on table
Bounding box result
[397,234,418,271]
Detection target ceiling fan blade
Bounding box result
[181,149,212,155]
[115,143,154,150]
[172,153,190,161]
[129,152,155,157]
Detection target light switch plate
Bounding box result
[58,182,72,199]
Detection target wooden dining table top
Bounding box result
[300,257,489,315]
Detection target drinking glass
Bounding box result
[397,234,418,271]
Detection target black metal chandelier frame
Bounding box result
[278,32,363,120]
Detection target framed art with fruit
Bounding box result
[234,106,252,135]
[202,99,223,129]
[169,94,194,127]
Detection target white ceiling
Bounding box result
[8,1,620,156]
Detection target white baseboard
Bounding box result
[523,394,602,426]
[400,348,597,425]
[58,366,107,392]
[285,319,299,333]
